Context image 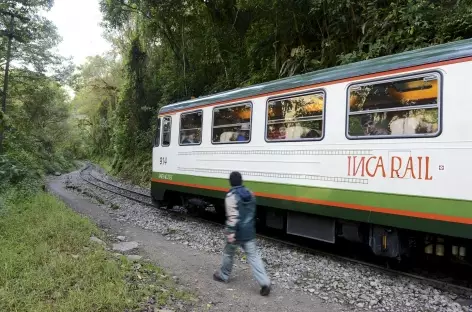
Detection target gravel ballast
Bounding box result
[61,164,472,312]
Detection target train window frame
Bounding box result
[153,117,161,147]
[178,109,203,146]
[161,116,172,147]
[345,71,443,140]
[264,89,326,143]
[211,101,253,145]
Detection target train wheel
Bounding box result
[179,196,197,216]
[152,194,174,210]
[151,195,161,208]
[214,202,226,223]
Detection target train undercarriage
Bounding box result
[152,191,472,266]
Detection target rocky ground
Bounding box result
[89,235,195,312]
[50,164,472,312]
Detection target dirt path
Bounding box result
[47,172,349,312]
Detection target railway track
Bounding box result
[79,167,153,207]
[77,163,472,299]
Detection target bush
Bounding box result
[0,155,29,188]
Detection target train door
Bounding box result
[151,116,172,205]
[153,117,161,148]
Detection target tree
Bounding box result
[74,0,472,184]
[0,0,75,153]
[0,0,83,187]
[71,55,123,156]
[0,0,73,80]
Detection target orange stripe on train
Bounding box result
[151,178,472,225]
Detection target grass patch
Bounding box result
[0,190,196,312]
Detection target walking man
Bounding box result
[213,171,271,296]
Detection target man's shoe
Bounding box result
[213,272,226,283]
[260,285,271,296]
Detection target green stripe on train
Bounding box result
[151,177,472,239]
[152,172,472,218]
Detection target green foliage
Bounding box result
[0,190,195,311]
[0,1,84,186]
[70,54,123,158]
[3,70,85,178]
[73,0,472,183]
[0,154,27,188]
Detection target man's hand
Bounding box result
[226,232,235,244]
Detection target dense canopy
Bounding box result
[3,0,472,185]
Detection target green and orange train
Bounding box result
[151,38,472,263]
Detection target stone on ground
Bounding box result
[127,254,143,261]
[90,236,105,245]
[112,241,139,252]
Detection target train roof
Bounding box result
[159,38,472,115]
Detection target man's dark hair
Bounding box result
[229,171,242,187]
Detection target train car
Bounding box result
[151,38,472,263]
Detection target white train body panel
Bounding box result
[153,62,472,203]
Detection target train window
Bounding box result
[179,110,203,145]
[162,116,171,146]
[266,91,325,142]
[153,118,160,147]
[347,73,441,138]
[212,102,252,144]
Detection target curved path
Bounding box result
[47,169,351,312]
